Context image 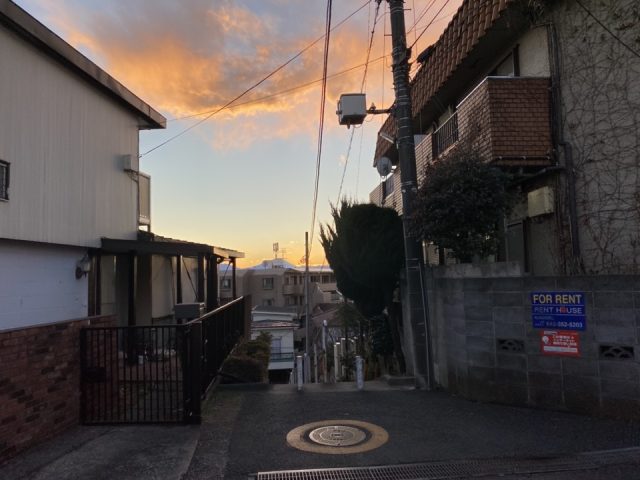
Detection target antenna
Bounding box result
[273,242,279,259]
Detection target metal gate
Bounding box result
[80,296,249,425]
[80,325,198,424]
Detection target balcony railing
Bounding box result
[270,351,296,363]
[432,112,459,159]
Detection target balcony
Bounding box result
[372,77,553,213]
[269,350,295,370]
[283,284,304,295]
[416,77,553,180]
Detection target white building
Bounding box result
[0,0,165,330]
[251,306,298,383]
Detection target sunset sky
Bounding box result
[15,0,462,267]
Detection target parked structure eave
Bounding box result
[101,235,243,260]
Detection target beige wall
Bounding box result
[551,0,640,273]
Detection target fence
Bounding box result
[80,296,249,425]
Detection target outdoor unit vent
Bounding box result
[527,186,554,217]
[122,154,139,172]
[174,303,205,321]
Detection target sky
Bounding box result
[15,0,462,267]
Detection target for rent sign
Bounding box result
[531,292,586,331]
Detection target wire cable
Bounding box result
[139,0,371,158]
[165,55,387,122]
[336,0,382,203]
[309,0,333,259]
[409,0,452,50]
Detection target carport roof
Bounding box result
[101,232,244,259]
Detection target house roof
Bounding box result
[375,0,527,164]
[0,0,165,129]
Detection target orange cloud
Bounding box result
[28,0,462,150]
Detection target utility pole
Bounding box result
[386,0,432,389]
[304,231,310,381]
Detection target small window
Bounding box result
[0,160,9,201]
[221,278,232,289]
[262,277,274,290]
[262,298,274,306]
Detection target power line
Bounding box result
[309,0,333,259]
[165,55,387,122]
[139,0,371,158]
[337,0,382,203]
[410,0,452,50]
[575,0,640,60]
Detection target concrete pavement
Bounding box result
[2,381,640,479]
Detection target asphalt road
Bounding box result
[209,384,640,479]
[3,382,640,479]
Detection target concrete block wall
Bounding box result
[427,273,640,419]
[0,315,115,464]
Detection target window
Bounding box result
[310,275,319,283]
[262,298,274,306]
[322,275,330,283]
[0,160,9,201]
[221,278,232,289]
[262,277,274,290]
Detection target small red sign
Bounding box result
[540,330,580,357]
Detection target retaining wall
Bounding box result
[0,315,115,463]
[426,272,640,419]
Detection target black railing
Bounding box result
[80,296,249,425]
[80,325,191,424]
[432,112,459,158]
[196,296,248,395]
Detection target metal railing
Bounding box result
[196,296,248,395]
[432,112,459,158]
[270,351,296,363]
[80,296,249,425]
[80,325,192,424]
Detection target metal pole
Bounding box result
[334,342,340,382]
[386,0,432,389]
[322,319,327,383]
[356,356,364,390]
[305,232,310,361]
[296,355,304,391]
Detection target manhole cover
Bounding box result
[286,420,388,454]
[308,425,367,446]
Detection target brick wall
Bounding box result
[0,315,115,463]
[426,271,640,420]
[456,77,553,164]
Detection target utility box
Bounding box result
[528,186,555,217]
[174,302,205,321]
[122,154,139,172]
[337,93,366,126]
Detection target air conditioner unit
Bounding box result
[528,186,555,217]
[174,303,205,321]
[122,154,139,172]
